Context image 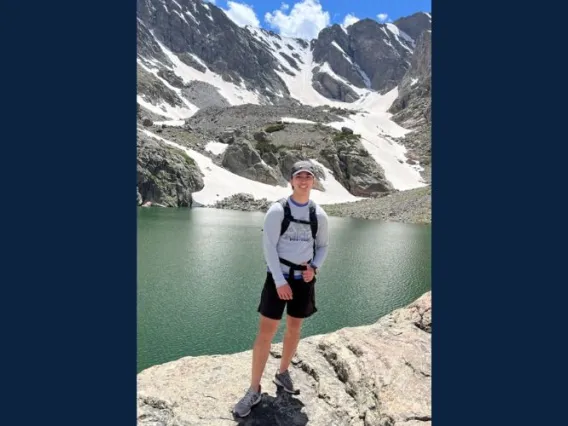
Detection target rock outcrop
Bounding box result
[393,12,432,42]
[320,130,393,196]
[137,291,431,425]
[211,193,273,212]
[221,140,283,186]
[312,69,361,103]
[137,132,204,207]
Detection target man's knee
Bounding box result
[285,317,303,337]
[257,315,279,341]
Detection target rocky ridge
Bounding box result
[137,291,431,426]
[322,186,431,224]
[388,27,432,184]
[137,0,431,111]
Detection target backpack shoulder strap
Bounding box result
[308,200,318,240]
[278,198,292,236]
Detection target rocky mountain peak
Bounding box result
[393,11,432,41]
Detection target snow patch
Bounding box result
[173,10,188,25]
[205,141,229,156]
[154,119,185,127]
[331,41,348,57]
[137,59,199,117]
[150,33,261,106]
[184,10,199,25]
[137,96,195,120]
[281,117,317,124]
[310,159,359,201]
[317,62,368,96]
[386,23,415,47]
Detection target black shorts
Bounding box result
[257,272,318,320]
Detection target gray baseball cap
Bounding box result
[290,160,315,178]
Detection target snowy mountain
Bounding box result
[136,0,432,207]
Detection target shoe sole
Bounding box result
[273,377,298,394]
[233,394,262,418]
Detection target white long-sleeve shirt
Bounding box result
[263,197,330,287]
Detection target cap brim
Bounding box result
[292,169,314,177]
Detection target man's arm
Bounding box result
[262,204,288,287]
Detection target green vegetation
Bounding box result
[265,123,285,133]
[332,131,361,143]
[168,147,196,166]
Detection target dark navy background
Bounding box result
[1,0,566,424]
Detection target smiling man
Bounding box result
[233,160,330,417]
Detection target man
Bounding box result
[233,160,330,418]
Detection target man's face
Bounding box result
[291,171,314,193]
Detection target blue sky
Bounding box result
[205,0,431,40]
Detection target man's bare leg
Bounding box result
[250,314,280,392]
[279,315,303,374]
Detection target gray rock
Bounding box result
[254,131,271,143]
[185,104,343,137]
[137,291,432,426]
[177,52,207,73]
[393,12,432,42]
[348,19,414,94]
[137,132,204,207]
[211,193,273,212]
[312,71,360,103]
[137,64,185,111]
[322,186,431,223]
[312,24,367,89]
[320,133,392,196]
[157,69,186,89]
[142,117,153,127]
[137,188,143,206]
[262,151,279,167]
[180,81,231,109]
[221,140,281,186]
[279,51,300,71]
[219,129,236,144]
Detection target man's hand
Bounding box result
[302,263,315,282]
[277,283,293,300]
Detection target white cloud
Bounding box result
[342,13,359,28]
[265,0,330,40]
[204,0,216,4]
[281,2,289,10]
[377,13,388,23]
[222,1,260,28]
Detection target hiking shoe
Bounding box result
[274,370,298,394]
[233,386,262,418]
